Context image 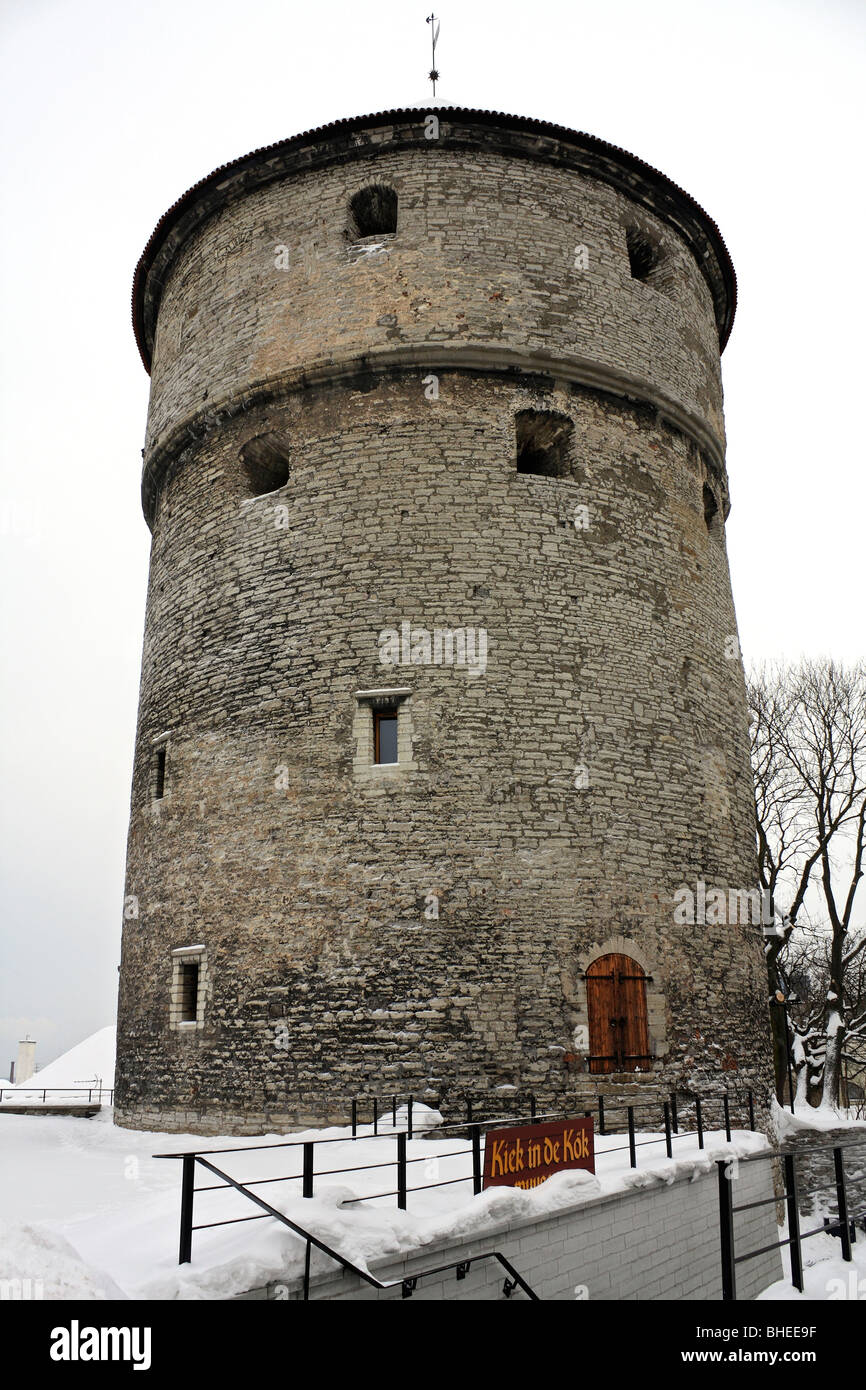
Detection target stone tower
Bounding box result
[116,107,773,1134]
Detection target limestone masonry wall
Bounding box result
[116,110,772,1134]
[144,145,724,461]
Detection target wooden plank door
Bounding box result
[618,963,651,1071]
[586,956,619,1074]
[586,954,650,1074]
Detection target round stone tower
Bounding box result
[116,107,773,1134]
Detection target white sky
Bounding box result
[1,0,864,1073]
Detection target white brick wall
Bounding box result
[239,1157,783,1301]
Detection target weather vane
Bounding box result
[426,14,440,98]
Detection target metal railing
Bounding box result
[156,1105,577,1241]
[717,1135,866,1300]
[343,1086,755,1146]
[158,1147,538,1299]
[0,1086,114,1105]
[153,1088,866,1301]
[157,1088,758,1282]
[841,1050,866,1115]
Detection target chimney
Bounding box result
[15,1037,36,1085]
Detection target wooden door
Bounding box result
[586,954,651,1074]
[586,956,619,1074]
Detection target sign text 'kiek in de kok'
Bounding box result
[482,1117,595,1190]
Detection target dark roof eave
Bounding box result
[131,105,737,373]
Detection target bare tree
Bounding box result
[748,660,866,1108]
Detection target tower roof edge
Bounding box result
[131,106,737,374]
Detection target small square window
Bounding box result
[374,712,398,764]
[353,689,412,779]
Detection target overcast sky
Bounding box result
[1,0,863,1074]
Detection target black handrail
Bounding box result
[155,1092,759,1222]
[0,1087,114,1104]
[157,1092,760,1286]
[172,1153,538,1300]
[155,1105,580,1158]
[717,1134,866,1299]
[153,1088,768,1300]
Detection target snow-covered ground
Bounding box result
[758,1228,866,1302]
[753,1099,866,1300]
[1,1026,115,1103]
[4,1051,864,1301]
[0,1107,770,1300]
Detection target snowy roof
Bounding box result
[4,1026,115,1095]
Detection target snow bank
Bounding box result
[758,1227,866,1301]
[771,1097,866,1140]
[0,1220,126,1300]
[0,1110,772,1301]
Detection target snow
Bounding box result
[758,1226,866,1301]
[239,489,285,505]
[755,1100,866,1300]
[349,242,389,262]
[0,1106,769,1300]
[771,1096,866,1139]
[5,1039,861,1302]
[396,97,467,111]
[1,1026,115,1103]
[0,1222,126,1300]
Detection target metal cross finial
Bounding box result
[426,14,440,98]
